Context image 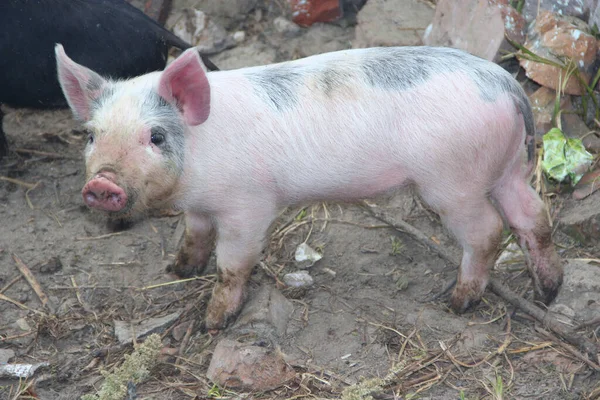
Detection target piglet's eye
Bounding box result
[150,128,166,146]
[85,130,94,144]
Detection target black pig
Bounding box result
[0,0,218,158]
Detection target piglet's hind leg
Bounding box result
[493,175,563,304]
[421,188,504,312]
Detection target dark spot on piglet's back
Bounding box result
[317,67,353,97]
[362,49,432,90]
[247,66,302,111]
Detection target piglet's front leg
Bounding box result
[205,209,274,331]
[168,213,215,278]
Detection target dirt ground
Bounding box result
[1,1,600,400]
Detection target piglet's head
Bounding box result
[55,44,211,216]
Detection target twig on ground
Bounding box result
[14,148,78,159]
[74,232,124,241]
[0,176,38,189]
[176,321,195,366]
[0,275,23,294]
[361,201,600,364]
[0,293,47,316]
[13,253,49,308]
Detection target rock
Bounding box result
[206,339,296,391]
[423,0,525,62]
[273,17,302,38]
[289,0,343,27]
[0,349,15,364]
[549,259,600,323]
[529,87,570,135]
[172,0,258,28]
[519,11,599,95]
[354,0,434,48]
[491,0,527,44]
[211,40,277,70]
[522,0,587,23]
[171,321,193,342]
[114,311,181,345]
[233,31,246,43]
[572,168,600,199]
[232,286,294,338]
[294,243,322,268]
[283,271,314,287]
[37,256,62,274]
[15,318,31,331]
[0,362,50,379]
[558,189,600,245]
[169,9,236,55]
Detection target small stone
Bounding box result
[232,286,294,338]
[0,349,15,364]
[519,11,599,95]
[172,321,193,342]
[169,9,235,54]
[37,256,62,274]
[15,318,31,332]
[283,271,314,288]
[294,243,322,268]
[176,0,258,29]
[233,31,246,43]
[273,17,302,38]
[207,339,296,391]
[289,0,342,27]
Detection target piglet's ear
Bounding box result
[55,44,107,122]
[158,48,211,126]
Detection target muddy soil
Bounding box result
[1,2,599,399]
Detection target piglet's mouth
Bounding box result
[82,171,128,212]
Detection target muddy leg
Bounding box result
[493,177,563,304]
[421,190,504,312]
[205,209,275,331]
[168,212,215,278]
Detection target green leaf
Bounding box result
[542,128,594,185]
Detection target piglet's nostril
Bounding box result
[82,174,128,212]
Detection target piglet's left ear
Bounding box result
[158,48,211,126]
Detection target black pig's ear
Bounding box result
[158,48,211,126]
[55,44,107,121]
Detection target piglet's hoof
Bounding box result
[449,282,485,314]
[165,259,200,278]
[205,282,246,330]
[533,274,563,306]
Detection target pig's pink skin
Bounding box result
[56,45,563,331]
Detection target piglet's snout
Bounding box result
[82,171,127,212]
